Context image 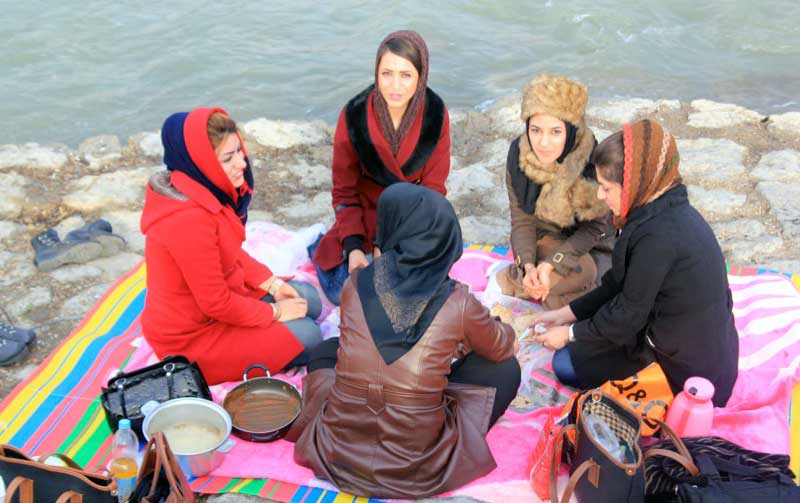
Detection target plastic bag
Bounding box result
[516,339,553,395]
[528,412,563,500]
[243,221,327,276]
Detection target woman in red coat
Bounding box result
[140,107,322,384]
[310,30,451,305]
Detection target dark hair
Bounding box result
[375,37,423,76]
[207,112,238,151]
[591,131,624,184]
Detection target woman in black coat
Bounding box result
[531,119,739,407]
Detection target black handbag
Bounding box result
[644,435,800,502]
[0,445,116,503]
[100,355,211,439]
[550,390,646,503]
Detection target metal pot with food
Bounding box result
[223,364,302,442]
[141,397,235,478]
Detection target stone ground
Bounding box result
[1,98,798,503]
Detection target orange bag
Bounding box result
[600,362,674,436]
[528,413,563,500]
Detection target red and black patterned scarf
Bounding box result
[372,30,430,156]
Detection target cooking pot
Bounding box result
[141,397,235,478]
[223,364,302,442]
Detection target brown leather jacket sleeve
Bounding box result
[544,214,614,275]
[506,168,538,268]
[460,290,516,362]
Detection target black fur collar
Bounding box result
[345,85,445,187]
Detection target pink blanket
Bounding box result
[128,227,800,502]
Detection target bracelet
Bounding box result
[268,277,286,297]
[272,302,282,322]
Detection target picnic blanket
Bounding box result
[1,224,798,502]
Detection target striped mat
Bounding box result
[0,252,797,500]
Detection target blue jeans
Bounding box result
[308,233,347,305]
[308,233,372,306]
[552,347,581,388]
[262,280,322,367]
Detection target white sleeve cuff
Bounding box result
[568,323,576,343]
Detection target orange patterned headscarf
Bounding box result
[616,119,682,228]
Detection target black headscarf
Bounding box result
[509,119,579,214]
[356,183,463,364]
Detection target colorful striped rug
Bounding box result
[0,262,381,503]
[0,252,797,500]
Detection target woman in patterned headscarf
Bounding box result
[309,30,451,306]
[289,184,520,499]
[531,119,739,407]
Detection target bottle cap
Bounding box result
[118,418,131,430]
[683,377,714,401]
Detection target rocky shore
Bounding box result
[1,96,799,417]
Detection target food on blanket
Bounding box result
[490,304,541,340]
[490,304,513,323]
[513,313,539,338]
[162,422,224,453]
[510,394,533,408]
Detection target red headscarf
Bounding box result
[161,107,254,224]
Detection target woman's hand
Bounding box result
[275,298,308,322]
[534,325,570,350]
[535,262,555,300]
[348,249,369,273]
[522,263,539,297]
[530,305,577,327]
[273,282,299,301]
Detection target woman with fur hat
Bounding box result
[498,74,613,310]
[531,120,739,407]
[309,30,450,305]
[140,108,323,384]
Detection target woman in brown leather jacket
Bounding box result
[287,183,520,499]
[498,74,613,309]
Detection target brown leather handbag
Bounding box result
[549,390,645,503]
[130,432,195,503]
[0,445,116,502]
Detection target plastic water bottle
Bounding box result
[583,413,624,462]
[109,419,139,502]
[665,376,715,437]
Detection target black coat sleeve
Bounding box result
[572,232,675,349]
[569,268,620,320]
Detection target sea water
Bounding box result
[2,0,798,146]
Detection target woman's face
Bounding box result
[215,134,247,188]
[377,51,419,114]
[596,168,623,216]
[528,114,567,165]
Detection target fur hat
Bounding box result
[520,74,588,127]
